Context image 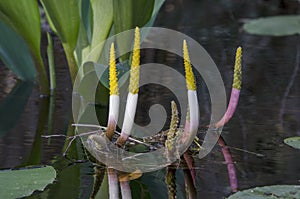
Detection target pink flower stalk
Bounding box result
[215,88,240,128]
[215,47,242,128]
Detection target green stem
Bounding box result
[63,43,78,84]
[47,92,55,137]
[47,33,56,91]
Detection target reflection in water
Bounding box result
[0,0,300,198]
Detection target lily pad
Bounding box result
[0,166,56,199]
[284,136,300,150]
[228,185,300,199]
[243,15,300,36]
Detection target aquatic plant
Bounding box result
[74,28,243,198]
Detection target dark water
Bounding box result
[1,0,300,198]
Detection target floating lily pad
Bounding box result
[228,185,300,199]
[243,15,300,36]
[0,166,56,199]
[284,136,300,150]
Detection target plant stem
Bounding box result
[63,43,78,84]
[47,33,56,91]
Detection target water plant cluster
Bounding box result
[1,0,300,199]
[74,27,243,198]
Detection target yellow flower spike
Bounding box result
[232,46,242,90]
[109,42,119,96]
[183,40,196,91]
[129,27,140,94]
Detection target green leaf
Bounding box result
[41,0,80,82]
[0,166,56,199]
[0,21,36,80]
[0,0,42,64]
[227,185,300,199]
[113,0,155,60]
[284,136,300,150]
[144,0,165,28]
[75,0,93,66]
[0,81,33,136]
[41,0,80,51]
[243,15,300,36]
[113,0,155,34]
[80,0,114,65]
[0,0,49,94]
[90,0,113,49]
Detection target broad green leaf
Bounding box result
[0,0,48,94]
[113,0,155,60]
[228,185,300,199]
[90,0,113,49]
[41,0,80,82]
[243,15,300,36]
[113,0,155,34]
[75,0,93,66]
[0,0,42,64]
[41,0,80,51]
[80,0,114,65]
[0,81,33,136]
[144,0,165,28]
[0,166,56,199]
[0,21,36,80]
[284,136,300,150]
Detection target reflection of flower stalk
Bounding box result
[114,27,141,199]
[215,47,242,128]
[218,136,238,192]
[106,42,120,199]
[182,40,198,199]
[165,101,179,199]
[215,47,242,192]
[166,166,177,199]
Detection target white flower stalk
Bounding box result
[106,42,120,140]
[106,43,120,199]
[116,27,140,147]
[183,40,199,142]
